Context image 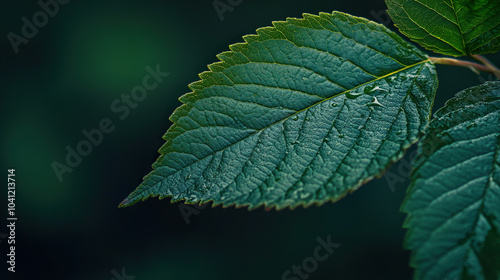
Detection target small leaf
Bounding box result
[404,81,500,280]
[120,12,437,209]
[386,0,500,56]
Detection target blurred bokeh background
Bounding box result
[1,0,498,279]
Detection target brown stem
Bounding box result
[471,55,500,79]
[429,57,490,72]
[429,56,500,79]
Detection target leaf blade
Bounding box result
[386,0,500,56]
[404,81,500,280]
[120,12,437,209]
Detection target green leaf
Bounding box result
[386,0,500,56]
[403,81,500,280]
[120,11,437,209]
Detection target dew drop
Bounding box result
[364,86,375,94]
[346,91,363,99]
[339,134,345,138]
[373,86,388,92]
[396,131,402,135]
[364,85,388,95]
[366,96,385,107]
[185,174,192,180]
[300,193,311,199]
[292,115,299,121]
[466,122,477,129]
[331,103,338,107]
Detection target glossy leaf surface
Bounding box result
[404,82,500,280]
[386,0,500,56]
[120,12,437,209]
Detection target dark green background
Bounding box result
[1,0,498,279]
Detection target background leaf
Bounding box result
[120,11,437,209]
[386,0,500,56]
[404,81,500,280]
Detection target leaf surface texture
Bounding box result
[120,12,437,209]
[404,81,500,280]
[386,0,500,56]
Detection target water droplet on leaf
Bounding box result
[364,85,388,95]
[300,193,311,199]
[346,91,363,99]
[466,122,477,129]
[366,96,384,107]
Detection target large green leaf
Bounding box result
[404,81,500,280]
[120,12,437,209]
[386,0,500,56]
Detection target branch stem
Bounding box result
[429,56,500,79]
[471,55,500,79]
